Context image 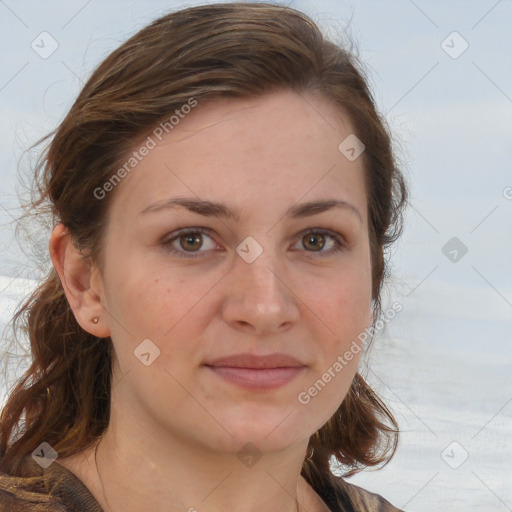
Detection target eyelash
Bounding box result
[160,227,348,259]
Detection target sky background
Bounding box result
[0,1,511,511]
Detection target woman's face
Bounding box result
[96,90,373,456]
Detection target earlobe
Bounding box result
[49,223,110,338]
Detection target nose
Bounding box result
[220,246,300,335]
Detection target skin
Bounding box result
[50,89,373,512]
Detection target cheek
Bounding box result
[303,258,371,399]
[104,250,181,331]
[318,262,372,339]
[104,260,214,372]
[298,292,368,433]
[316,282,368,382]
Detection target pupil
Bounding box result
[181,234,202,251]
[305,233,324,251]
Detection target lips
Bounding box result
[204,352,305,369]
[204,353,306,390]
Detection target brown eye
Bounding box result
[162,228,217,258]
[302,232,326,252]
[293,228,347,257]
[179,233,203,252]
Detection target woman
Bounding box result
[0,2,407,511]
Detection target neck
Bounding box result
[64,415,317,512]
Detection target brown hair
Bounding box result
[0,0,407,493]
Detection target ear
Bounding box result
[49,223,110,338]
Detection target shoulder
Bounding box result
[0,455,103,512]
[315,472,405,512]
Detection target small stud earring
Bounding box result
[92,317,99,324]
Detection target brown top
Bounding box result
[0,455,404,511]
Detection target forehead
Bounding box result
[106,90,367,225]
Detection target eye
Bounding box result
[161,226,348,259]
[292,228,347,257]
[161,227,219,258]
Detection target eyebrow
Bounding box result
[139,197,362,224]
